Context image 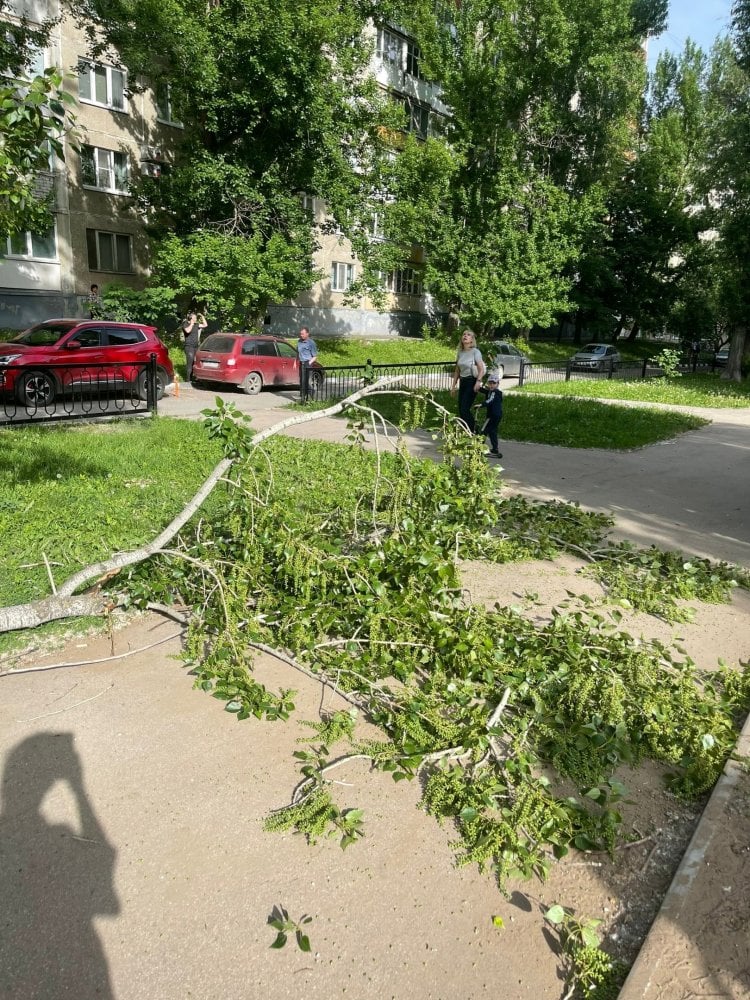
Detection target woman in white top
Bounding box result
[451,329,486,432]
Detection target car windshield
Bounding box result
[12,322,78,346]
[200,334,237,354]
[582,344,606,354]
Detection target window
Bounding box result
[331,262,354,292]
[385,267,423,296]
[81,146,129,193]
[155,82,182,125]
[106,328,146,346]
[405,40,421,78]
[78,60,127,112]
[299,192,315,214]
[20,45,46,80]
[71,328,103,348]
[402,97,429,139]
[4,227,57,260]
[376,27,403,67]
[86,230,133,273]
[277,342,297,359]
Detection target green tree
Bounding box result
[66,0,398,326]
[699,26,750,380]
[604,44,709,341]
[0,0,76,238]
[369,0,659,336]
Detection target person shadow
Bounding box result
[0,732,119,999]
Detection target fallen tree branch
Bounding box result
[0,378,406,636]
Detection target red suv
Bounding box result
[193,333,324,395]
[0,319,174,405]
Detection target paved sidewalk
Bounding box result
[161,385,750,568]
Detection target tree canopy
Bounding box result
[0,2,76,237]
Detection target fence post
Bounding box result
[518,360,526,387]
[642,358,648,379]
[607,359,614,379]
[565,361,571,382]
[147,353,157,412]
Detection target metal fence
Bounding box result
[311,359,455,401]
[310,353,725,400]
[0,355,160,426]
[518,355,723,387]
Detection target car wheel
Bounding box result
[240,372,263,395]
[137,367,168,401]
[17,370,56,406]
[494,364,504,380]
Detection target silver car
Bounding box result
[488,341,528,379]
[570,343,621,371]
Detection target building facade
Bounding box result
[2,0,181,329]
[1,11,444,336]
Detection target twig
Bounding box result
[246,641,365,709]
[22,682,114,722]
[1,630,183,677]
[641,840,660,873]
[147,602,189,625]
[488,688,511,729]
[548,535,598,564]
[42,553,57,594]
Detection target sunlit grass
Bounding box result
[518,374,750,409]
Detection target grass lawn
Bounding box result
[0,417,223,612]
[169,334,681,377]
[355,389,708,449]
[518,373,750,409]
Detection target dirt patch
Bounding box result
[1,557,747,999]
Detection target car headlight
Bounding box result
[0,353,22,365]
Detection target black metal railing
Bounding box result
[518,355,723,387]
[311,359,454,401]
[0,355,160,426]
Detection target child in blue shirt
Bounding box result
[476,372,503,458]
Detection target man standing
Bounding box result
[296,326,318,402]
[182,303,208,384]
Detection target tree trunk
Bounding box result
[574,310,584,345]
[721,327,747,383]
[626,320,640,342]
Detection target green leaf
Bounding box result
[581,926,601,949]
[270,932,287,949]
[296,931,311,952]
[491,914,505,928]
[545,905,565,925]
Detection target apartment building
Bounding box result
[1,0,181,329]
[1,11,445,336]
[269,24,450,338]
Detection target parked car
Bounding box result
[0,319,174,405]
[488,341,528,379]
[570,343,621,371]
[192,333,324,395]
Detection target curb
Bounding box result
[618,707,750,998]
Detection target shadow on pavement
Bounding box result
[0,732,119,999]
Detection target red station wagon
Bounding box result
[192,333,324,395]
[0,319,174,405]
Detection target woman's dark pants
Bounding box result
[458,376,477,432]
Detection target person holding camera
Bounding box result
[182,302,208,383]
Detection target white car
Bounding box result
[488,341,529,379]
[570,343,621,371]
